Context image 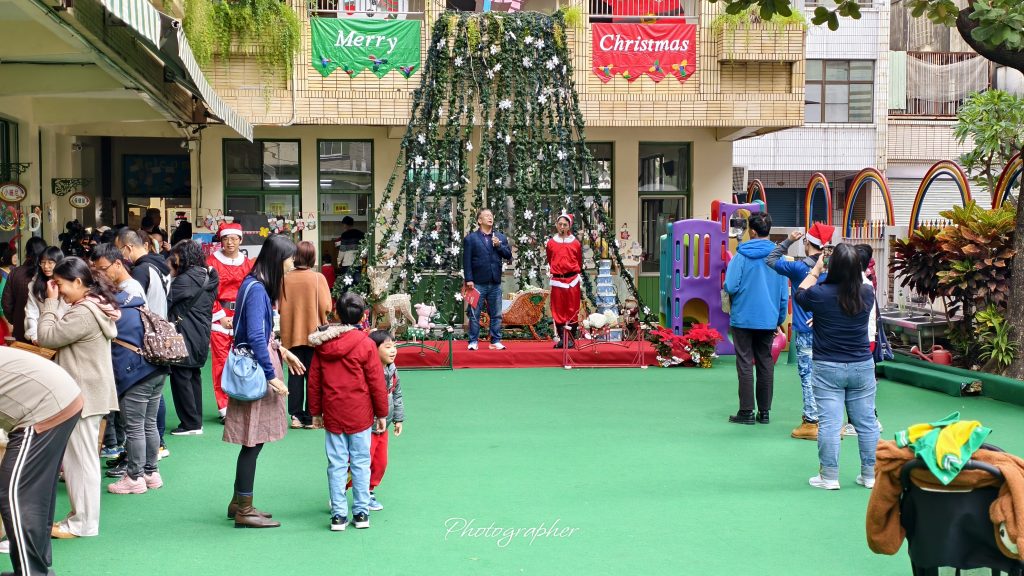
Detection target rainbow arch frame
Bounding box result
[746,179,767,208]
[804,172,833,227]
[993,153,1022,209]
[909,160,972,230]
[843,168,895,236]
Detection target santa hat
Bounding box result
[806,222,836,248]
[217,222,243,239]
[557,212,574,228]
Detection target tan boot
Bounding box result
[232,495,280,528]
[228,493,274,520]
[791,419,819,440]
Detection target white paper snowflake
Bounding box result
[408,254,415,263]
[643,307,651,315]
[486,70,495,80]
[449,245,460,255]
[411,239,420,249]
[422,211,428,220]
[343,276,353,286]
[528,269,537,279]
[414,155,425,166]
[525,35,534,45]
[399,269,408,279]
[493,62,502,73]
[518,234,528,243]
[522,57,532,68]
[434,254,442,265]
[504,134,511,144]
[557,149,567,160]
[538,94,548,104]
[391,232,402,243]
[513,269,521,278]
[454,56,463,66]
[416,134,426,145]
[465,141,473,151]
[498,99,512,110]
[454,292,464,302]
[536,39,545,49]
[413,274,422,284]
[490,44,500,55]
[495,178,503,185]
[437,38,446,49]
[524,209,534,220]
[429,182,436,192]
[430,230,439,240]
[386,258,397,268]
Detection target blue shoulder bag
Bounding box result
[222,281,269,401]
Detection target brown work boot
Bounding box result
[791,419,819,440]
[232,495,280,528]
[227,493,273,520]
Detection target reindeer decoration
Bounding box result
[368,266,415,332]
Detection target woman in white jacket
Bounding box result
[24,246,68,344]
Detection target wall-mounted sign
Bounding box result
[332,202,351,214]
[311,18,421,79]
[68,193,91,209]
[591,23,697,84]
[0,182,27,204]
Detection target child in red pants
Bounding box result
[347,330,404,511]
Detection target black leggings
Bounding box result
[234,444,264,495]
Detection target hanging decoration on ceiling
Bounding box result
[311,18,422,79]
[338,9,653,326]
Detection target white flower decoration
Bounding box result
[538,94,548,105]
[413,155,425,166]
[557,149,567,160]
[450,244,460,255]
[524,209,534,220]
[386,258,397,267]
[430,230,439,240]
[498,99,512,110]
[417,134,426,144]
[643,307,651,315]
[391,232,402,243]
[454,292,464,302]
[399,269,408,279]
[536,39,545,49]
[528,269,537,279]
[343,276,353,286]
[522,57,532,68]
[434,254,442,264]
[518,234,528,243]
[505,134,512,144]
[524,35,534,45]
[493,62,502,73]
[490,44,500,54]
[429,182,436,191]
[513,269,521,278]
[413,274,422,283]
[466,141,473,151]
[437,38,446,49]
[411,238,420,249]
[408,254,415,263]
[486,70,495,80]
[454,56,463,66]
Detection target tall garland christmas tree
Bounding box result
[339,9,652,327]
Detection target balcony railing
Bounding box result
[889,51,991,117]
[588,0,698,23]
[310,0,426,19]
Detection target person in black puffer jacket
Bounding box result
[166,240,219,435]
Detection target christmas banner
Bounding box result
[311,18,421,79]
[591,23,696,84]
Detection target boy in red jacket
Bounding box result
[308,293,388,532]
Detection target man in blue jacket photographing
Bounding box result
[463,208,512,351]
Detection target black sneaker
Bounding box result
[105,461,127,478]
[330,515,347,532]
[105,452,127,469]
[756,411,770,424]
[728,411,756,425]
[170,426,203,436]
[352,512,370,529]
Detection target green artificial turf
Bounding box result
[9,361,1024,576]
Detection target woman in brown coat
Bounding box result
[279,241,333,429]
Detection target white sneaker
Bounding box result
[158,445,170,460]
[841,423,858,437]
[808,475,840,490]
[467,342,478,351]
[489,342,506,350]
[856,475,875,489]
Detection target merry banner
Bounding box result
[591,23,697,84]
[311,18,421,79]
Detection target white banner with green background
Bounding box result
[311,18,421,79]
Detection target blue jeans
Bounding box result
[467,283,503,344]
[812,359,878,481]
[794,331,817,422]
[326,426,372,518]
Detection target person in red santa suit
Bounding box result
[546,212,584,349]
[207,223,253,423]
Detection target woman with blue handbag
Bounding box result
[222,235,306,528]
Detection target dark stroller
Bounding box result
[900,444,1024,576]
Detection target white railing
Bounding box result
[588,0,699,23]
[310,0,426,19]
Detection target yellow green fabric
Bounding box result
[895,411,992,485]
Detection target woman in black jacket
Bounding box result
[166,240,220,435]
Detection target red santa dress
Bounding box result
[546,233,584,328]
[207,247,253,412]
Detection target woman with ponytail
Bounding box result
[24,246,68,344]
[37,257,120,538]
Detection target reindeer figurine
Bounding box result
[368,266,415,332]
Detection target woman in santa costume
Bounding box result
[207,223,253,423]
[546,212,584,349]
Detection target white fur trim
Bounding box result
[550,275,581,289]
[551,234,576,244]
[213,250,246,266]
[308,324,357,346]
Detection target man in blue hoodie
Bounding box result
[724,212,789,425]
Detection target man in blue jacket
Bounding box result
[723,212,789,425]
[463,208,512,350]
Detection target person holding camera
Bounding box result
[766,223,835,441]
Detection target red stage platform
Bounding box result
[397,339,658,369]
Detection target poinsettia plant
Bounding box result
[648,327,691,367]
[683,323,723,366]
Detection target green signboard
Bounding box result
[311,18,421,79]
